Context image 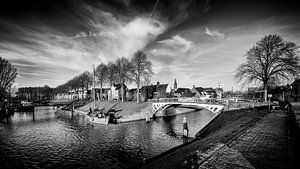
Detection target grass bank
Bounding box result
[76,101,150,122]
[136,107,268,169]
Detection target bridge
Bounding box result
[150,98,225,117]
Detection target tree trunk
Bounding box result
[137,81,140,103]
[121,82,124,103]
[110,84,113,101]
[264,84,267,102]
[82,87,84,99]
[100,83,103,101]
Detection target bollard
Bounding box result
[145,111,150,123]
[226,100,229,110]
[183,117,189,138]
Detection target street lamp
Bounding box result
[268,94,272,112]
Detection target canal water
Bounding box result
[0,106,216,169]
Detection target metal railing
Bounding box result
[148,97,224,105]
[149,97,269,109]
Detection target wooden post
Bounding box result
[183,117,188,138]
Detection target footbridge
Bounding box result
[150,98,225,117]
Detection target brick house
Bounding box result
[140,82,168,101]
[174,88,191,97]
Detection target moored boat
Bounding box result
[86,115,108,125]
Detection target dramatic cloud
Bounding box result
[0,1,172,87]
[0,0,299,90]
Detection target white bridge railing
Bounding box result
[149,97,269,112]
[149,97,226,115]
[149,97,225,105]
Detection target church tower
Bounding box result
[174,78,177,90]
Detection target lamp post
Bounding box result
[268,94,272,112]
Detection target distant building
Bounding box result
[126,88,137,101]
[190,85,218,99]
[203,88,217,98]
[191,85,204,98]
[108,83,128,101]
[174,78,177,90]
[174,88,190,97]
[215,82,223,99]
[170,78,178,95]
[292,79,300,101]
[95,88,110,100]
[140,82,168,101]
[181,90,196,97]
[215,87,223,99]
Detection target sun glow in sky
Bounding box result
[0,0,299,90]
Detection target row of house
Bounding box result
[173,85,223,100]
[119,80,223,101]
[55,79,224,101]
[116,82,168,101]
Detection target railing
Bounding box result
[149,97,269,110]
[148,97,224,105]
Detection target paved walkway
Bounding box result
[199,110,294,169]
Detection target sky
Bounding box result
[0,0,299,91]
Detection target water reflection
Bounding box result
[0,106,216,169]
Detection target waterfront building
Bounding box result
[126,88,137,101]
[291,79,300,101]
[190,85,218,100]
[94,88,110,100]
[108,83,128,101]
[191,85,204,98]
[174,88,191,97]
[140,82,168,101]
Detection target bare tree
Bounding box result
[130,50,153,103]
[106,61,117,101]
[76,71,92,99]
[115,57,132,102]
[235,34,300,101]
[0,57,17,101]
[95,63,107,101]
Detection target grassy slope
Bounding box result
[137,107,268,169]
[77,101,149,119]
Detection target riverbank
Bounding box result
[135,106,300,169]
[75,101,150,122]
[49,99,73,106]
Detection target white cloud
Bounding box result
[117,17,167,57]
[205,27,225,39]
[158,35,193,52]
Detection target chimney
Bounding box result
[157,81,160,86]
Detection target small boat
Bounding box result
[86,115,108,125]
